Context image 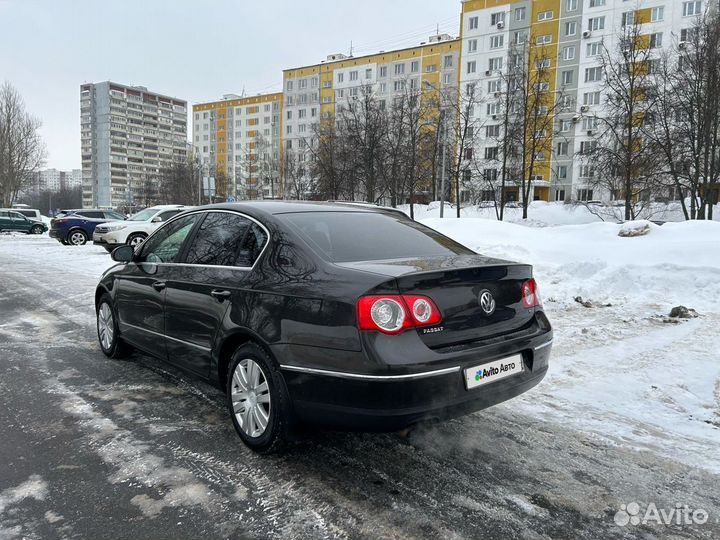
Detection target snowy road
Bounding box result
[1,234,719,539]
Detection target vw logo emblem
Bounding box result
[478,289,496,316]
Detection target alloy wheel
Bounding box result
[231,358,271,438]
[97,303,114,350]
[70,231,86,245]
[129,235,145,247]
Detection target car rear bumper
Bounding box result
[49,229,64,241]
[276,322,552,431]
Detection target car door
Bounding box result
[0,211,10,231]
[163,211,268,377]
[8,211,29,231]
[114,213,202,357]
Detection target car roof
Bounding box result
[202,201,406,217]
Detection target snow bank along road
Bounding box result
[1,223,719,540]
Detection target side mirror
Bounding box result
[151,216,163,223]
[111,245,135,262]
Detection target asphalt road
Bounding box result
[0,248,718,539]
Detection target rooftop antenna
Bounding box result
[241,85,246,97]
[436,23,440,35]
[349,40,354,57]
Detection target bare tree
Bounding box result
[583,18,663,220]
[0,81,46,206]
[157,157,197,205]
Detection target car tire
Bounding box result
[30,225,44,235]
[126,233,147,248]
[96,293,131,359]
[226,343,291,454]
[68,229,88,246]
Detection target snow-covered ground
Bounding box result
[400,200,720,226]
[2,216,718,476]
[420,215,720,473]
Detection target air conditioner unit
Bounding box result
[496,21,505,29]
[587,129,594,136]
[485,70,492,76]
[580,105,589,112]
[678,41,687,49]
[582,31,591,39]
[494,91,501,97]
[572,115,580,123]
[492,114,498,120]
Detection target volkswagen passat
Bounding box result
[95,203,552,453]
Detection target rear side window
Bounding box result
[105,211,125,220]
[157,210,182,221]
[184,212,260,267]
[17,210,35,218]
[279,211,474,263]
[78,211,103,219]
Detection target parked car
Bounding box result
[3,207,43,221]
[50,209,126,245]
[93,205,192,252]
[0,209,48,234]
[95,202,552,453]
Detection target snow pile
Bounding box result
[401,200,720,226]
[424,217,720,472]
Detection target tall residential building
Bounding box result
[80,81,188,209]
[28,168,83,195]
[459,0,709,203]
[282,34,461,196]
[192,93,283,200]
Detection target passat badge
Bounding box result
[478,289,496,316]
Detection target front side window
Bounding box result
[184,212,266,267]
[138,214,200,264]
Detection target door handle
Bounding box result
[211,289,231,301]
[152,281,166,291]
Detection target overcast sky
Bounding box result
[0,0,460,170]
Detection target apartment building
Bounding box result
[282,34,461,195]
[192,92,282,200]
[80,81,188,209]
[29,168,82,194]
[459,0,709,203]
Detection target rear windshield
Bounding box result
[279,211,474,263]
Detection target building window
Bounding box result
[488,79,501,93]
[558,166,568,179]
[563,46,576,60]
[538,10,553,21]
[565,21,577,36]
[486,124,501,137]
[621,11,635,27]
[444,55,453,68]
[337,72,344,83]
[588,17,605,31]
[515,7,526,20]
[536,34,552,45]
[562,70,574,85]
[350,70,358,81]
[443,73,453,84]
[683,1,702,16]
[566,0,577,11]
[577,188,594,200]
[365,68,372,79]
[286,81,294,91]
[589,0,605,6]
[557,141,569,156]
[489,57,503,71]
[559,119,572,132]
[469,16,478,30]
[586,42,602,56]
[411,60,419,73]
[489,35,503,49]
[490,12,505,25]
[394,63,405,75]
[467,61,477,74]
[469,39,478,52]
[583,91,601,105]
[585,66,602,82]
[649,32,663,48]
[651,6,664,22]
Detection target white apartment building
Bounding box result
[459,0,714,203]
[80,81,188,209]
[192,93,282,200]
[28,168,82,195]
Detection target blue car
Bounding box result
[49,209,126,246]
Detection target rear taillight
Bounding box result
[52,218,67,226]
[521,279,542,309]
[357,295,442,335]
